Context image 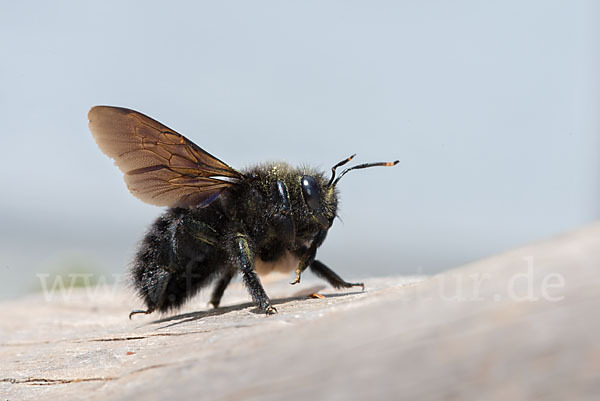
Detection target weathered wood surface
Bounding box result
[1,222,599,400]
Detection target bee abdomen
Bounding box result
[130,210,222,313]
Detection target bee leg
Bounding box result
[129,308,154,320]
[209,267,237,308]
[290,244,318,285]
[232,234,277,315]
[291,263,308,285]
[310,259,364,291]
[290,269,303,285]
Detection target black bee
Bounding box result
[88,106,398,316]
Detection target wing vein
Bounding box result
[89,106,242,208]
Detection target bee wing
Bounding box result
[88,106,244,208]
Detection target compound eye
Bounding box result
[301,175,321,211]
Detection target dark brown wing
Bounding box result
[88,106,244,208]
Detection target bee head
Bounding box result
[299,155,398,230]
[300,174,337,229]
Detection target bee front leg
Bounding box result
[290,244,317,285]
[231,234,277,315]
[310,259,364,291]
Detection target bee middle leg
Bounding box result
[310,259,364,291]
[231,234,277,314]
[209,266,237,308]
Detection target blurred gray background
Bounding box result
[0,0,598,300]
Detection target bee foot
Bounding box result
[308,293,325,299]
[265,305,278,315]
[129,309,152,319]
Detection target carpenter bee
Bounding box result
[88,106,398,316]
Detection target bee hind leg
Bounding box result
[129,307,155,319]
[310,260,364,291]
[209,267,237,308]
